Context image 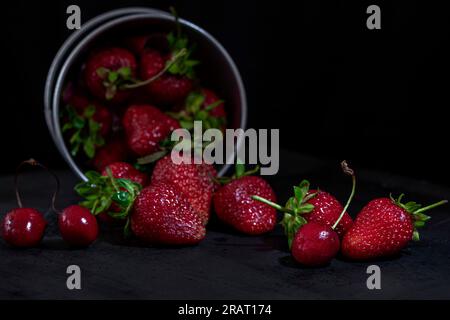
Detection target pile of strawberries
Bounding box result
[61,13,226,174]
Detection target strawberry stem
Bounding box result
[15,158,60,212]
[332,160,356,230]
[414,200,448,214]
[121,48,187,89]
[251,195,293,214]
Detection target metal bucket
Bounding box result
[44,7,247,181]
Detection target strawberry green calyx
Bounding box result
[74,170,142,225]
[168,91,225,131]
[390,194,447,241]
[96,66,133,100]
[252,180,315,249]
[62,105,105,158]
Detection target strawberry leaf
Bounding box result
[393,193,447,241]
[61,105,105,159]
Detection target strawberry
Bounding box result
[253,161,355,247]
[1,208,47,247]
[147,74,193,105]
[140,15,198,105]
[122,104,180,156]
[151,154,217,224]
[91,137,129,171]
[75,172,205,245]
[131,182,205,245]
[291,222,340,266]
[59,205,98,247]
[84,47,137,103]
[214,165,277,235]
[342,195,447,261]
[102,162,148,187]
[303,189,353,238]
[140,48,165,83]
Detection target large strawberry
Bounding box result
[122,104,180,157]
[84,47,137,103]
[151,154,217,224]
[342,195,447,260]
[253,161,355,247]
[75,171,205,245]
[214,165,277,235]
[131,183,205,245]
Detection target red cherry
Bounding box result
[1,208,47,247]
[58,205,98,247]
[291,222,340,266]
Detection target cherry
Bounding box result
[59,205,98,247]
[291,222,340,266]
[0,159,59,248]
[1,208,47,247]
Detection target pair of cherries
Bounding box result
[1,159,98,248]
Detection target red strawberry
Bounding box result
[151,154,217,224]
[303,190,353,238]
[1,208,47,247]
[84,47,137,103]
[139,48,193,105]
[131,182,205,245]
[291,222,340,266]
[147,75,193,105]
[342,195,447,261]
[140,48,165,81]
[102,162,148,187]
[122,104,180,156]
[59,205,98,247]
[91,137,129,171]
[214,165,277,235]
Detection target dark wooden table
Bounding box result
[1,151,449,299]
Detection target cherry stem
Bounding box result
[414,200,448,214]
[251,195,294,214]
[121,48,187,89]
[15,158,60,212]
[332,160,356,230]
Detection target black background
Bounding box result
[2,0,450,184]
